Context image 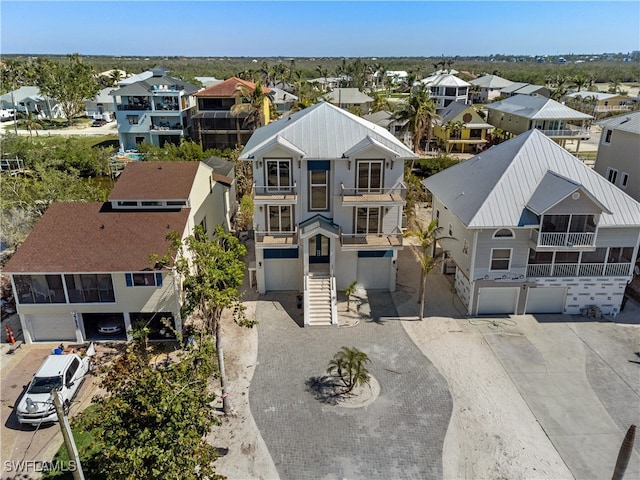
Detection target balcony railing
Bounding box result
[341,232,403,248]
[532,230,596,248]
[527,262,631,278]
[341,183,406,205]
[594,105,632,112]
[117,104,152,111]
[151,123,184,131]
[255,230,298,246]
[253,183,297,203]
[539,129,590,139]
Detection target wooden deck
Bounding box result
[342,193,404,204]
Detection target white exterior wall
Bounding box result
[472,229,531,281]
[431,196,474,277]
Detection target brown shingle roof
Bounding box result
[194,77,270,97]
[108,162,200,201]
[4,203,190,273]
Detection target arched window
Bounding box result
[493,228,514,239]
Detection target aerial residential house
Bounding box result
[499,82,550,98]
[419,73,470,111]
[485,94,593,151]
[270,87,298,115]
[84,87,116,122]
[432,101,494,153]
[191,77,272,150]
[0,86,62,119]
[423,129,640,317]
[594,111,640,202]
[3,161,235,343]
[468,74,514,103]
[239,102,417,326]
[363,110,410,143]
[110,67,199,151]
[565,91,635,117]
[322,88,374,114]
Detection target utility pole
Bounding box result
[52,390,85,480]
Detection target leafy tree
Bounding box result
[403,219,454,320]
[1,59,36,133]
[344,281,357,312]
[369,91,390,113]
[35,54,100,125]
[326,347,371,394]
[230,80,271,131]
[393,85,439,153]
[412,155,459,178]
[21,111,43,138]
[77,328,223,479]
[403,167,428,223]
[170,225,250,414]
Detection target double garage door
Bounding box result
[29,315,77,342]
[476,286,566,315]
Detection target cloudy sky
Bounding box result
[2,1,638,57]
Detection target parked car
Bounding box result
[97,316,124,335]
[0,109,15,122]
[15,343,95,425]
[92,119,107,127]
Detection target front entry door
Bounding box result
[309,234,329,264]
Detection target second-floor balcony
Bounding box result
[151,121,184,131]
[341,183,406,206]
[594,105,632,113]
[340,231,403,249]
[253,183,297,204]
[255,230,298,247]
[532,230,596,249]
[538,128,590,139]
[527,262,632,278]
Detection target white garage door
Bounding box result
[265,258,300,291]
[29,315,77,342]
[357,258,391,289]
[477,287,519,315]
[526,287,566,313]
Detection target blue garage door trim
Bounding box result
[358,250,393,258]
[264,248,300,259]
[308,160,330,171]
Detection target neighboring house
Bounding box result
[594,111,640,202]
[202,156,238,230]
[110,67,199,151]
[322,88,374,114]
[419,73,470,111]
[191,77,271,150]
[270,87,298,115]
[423,129,640,317]
[84,87,116,122]
[386,70,408,85]
[468,74,514,103]
[239,102,417,326]
[500,82,551,98]
[363,110,410,142]
[0,86,62,119]
[485,94,593,150]
[433,101,494,153]
[308,77,342,91]
[565,91,635,116]
[194,77,224,88]
[3,161,235,344]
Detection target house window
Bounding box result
[268,205,292,232]
[126,115,139,125]
[356,207,380,234]
[65,274,115,302]
[199,216,207,234]
[435,209,440,220]
[490,248,511,271]
[357,160,383,193]
[603,129,612,144]
[607,247,634,264]
[620,172,629,189]
[581,248,606,264]
[265,159,291,192]
[448,224,453,236]
[606,167,618,184]
[309,170,329,210]
[141,201,162,207]
[463,239,469,256]
[493,228,514,238]
[125,272,163,287]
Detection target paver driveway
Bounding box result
[250,291,452,480]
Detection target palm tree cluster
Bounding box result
[326,346,371,394]
[392,85,439,153]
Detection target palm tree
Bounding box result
[403,219,454,320]
[344,281,357,312]
[230,81,271,130]
[22,111,43,138]
[370,91,390,113]
[443,120,464,153]
[393,85,439,154]
[326,347,371,394]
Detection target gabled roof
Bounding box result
[3,202,190,273]
[270,87,298,104]
[110,73,199,97]
[0,86,45,104]
[420,73,470,87]
[469,74,514,89]
[87,87,114,104]
[597,111,640,135]
[239,102,417,160]
[322,88,373,104]
[526,171,610,215]
[436,101,493,129]
[108,162,201,201]
[485,94,592,120]
[422,129,640,228]
[194,77,270,97]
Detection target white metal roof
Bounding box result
[420,73,470,87]
[240,102,416,160]
[566,91,623,101]
[422,129,640,228]
[323,88,373,104]
[469,74,514,89]
[485,94,593,120]
[597,111,640,135]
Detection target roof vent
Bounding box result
[100,224,105,229]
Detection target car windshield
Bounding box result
[28,376,63,394]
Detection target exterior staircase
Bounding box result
[304,272,337,326]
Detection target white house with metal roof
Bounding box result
[240,102,417,326]
[423,129,640,317]
[469,74,514,103]
[419,73,470,111]
[322,88,374,114]
[594,111,640,202]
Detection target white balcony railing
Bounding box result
[340,232,403,248]
[253,183,297,196]
[340,183,406,204]
[527,262,631,278]
[533,230,595,248]
[255,230,298,246]
[594,105,632,112]
[540,129,590,138]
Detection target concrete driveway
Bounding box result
[481,312,640,480]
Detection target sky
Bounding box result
[1,0,639,57]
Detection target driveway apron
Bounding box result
[250,291,452,480]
